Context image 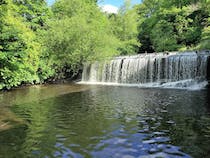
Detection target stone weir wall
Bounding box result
[82,50,210,88]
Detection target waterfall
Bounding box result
[81,51,210,89]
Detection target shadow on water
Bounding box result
[0,83,92,132]
[0,84,210,158]
[0,83,92,107]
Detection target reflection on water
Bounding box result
[0,83,91,131]
[0,83,92,107]
[0,84,210,158]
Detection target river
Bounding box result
[0,83,210,158]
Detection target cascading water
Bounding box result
[81,51,210,89]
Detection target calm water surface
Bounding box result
[0,84,210,158]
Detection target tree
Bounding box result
[151,20,178,52]
[136,0,161,53]
[42,0,120,79]
[13,0,51,31]
[109,0,140,55]
[137,0,210,52]
[0,0,40,89]
[198,0,210,49]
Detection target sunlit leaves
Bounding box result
[43,0,120,75]
[137,0,210,52]
[0,0,41,89]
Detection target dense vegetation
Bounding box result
[0,0,209,89]
[137,0,210,52]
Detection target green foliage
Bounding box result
[0,0,41,89]
[109,0,140,55]
[150,20,179,52]
[0,0,52,90]
[0,0,209,90]
[199,24,210,49]
[137,0,210,52]
[198,1,210,49]
[42,0,120,76]
[13,0,51,31]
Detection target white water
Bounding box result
[81,51,210,89]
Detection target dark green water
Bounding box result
[0,84,210,158]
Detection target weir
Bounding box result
[81,51,210,89]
